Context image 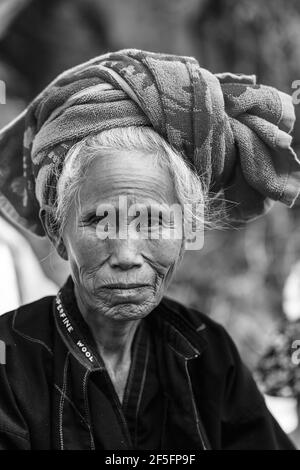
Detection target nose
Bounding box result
[108,239,143,270]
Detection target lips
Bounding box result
[102,283,149,289]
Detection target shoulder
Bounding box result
[161,295,236,356]
[160,295,254,394]
[0,297,55,447]
[0,296,55,356]
[160,297,271,433]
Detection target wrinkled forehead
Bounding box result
[78,151,178,210]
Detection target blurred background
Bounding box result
[0,0,300,445]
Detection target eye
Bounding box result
[82,211,108,226]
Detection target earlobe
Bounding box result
[39,208,69,260]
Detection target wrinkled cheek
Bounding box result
[66,235,108,286]
[161,240,184,287]
[145,238,183,277]
[158,238,182,262]
[164,259,179,287]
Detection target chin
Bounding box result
[99,298,158,321]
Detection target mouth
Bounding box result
[102,283,150,290]
[99,283,151,303]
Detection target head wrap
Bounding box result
[0,49,299,236]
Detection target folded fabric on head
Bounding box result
[0,49,299,236]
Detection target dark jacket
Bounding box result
[0,278,295,450]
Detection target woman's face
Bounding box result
[61,151,184,321]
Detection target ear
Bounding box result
[39,208,69,260]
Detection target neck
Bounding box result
[74,286,141,369]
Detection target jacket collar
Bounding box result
[54,276,208,369]
[53,276,210,450]
[154,296,208,359]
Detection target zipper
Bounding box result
[98,319,148,449]
[101,367,134,449]
[184,358,209,450]
[83,366,134,449]
[96,325,148,450]
[82,370,96,450]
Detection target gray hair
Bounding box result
[48,126,210,237]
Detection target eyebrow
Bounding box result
[78,203,169,222]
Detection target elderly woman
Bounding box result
[0,49,299,450]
